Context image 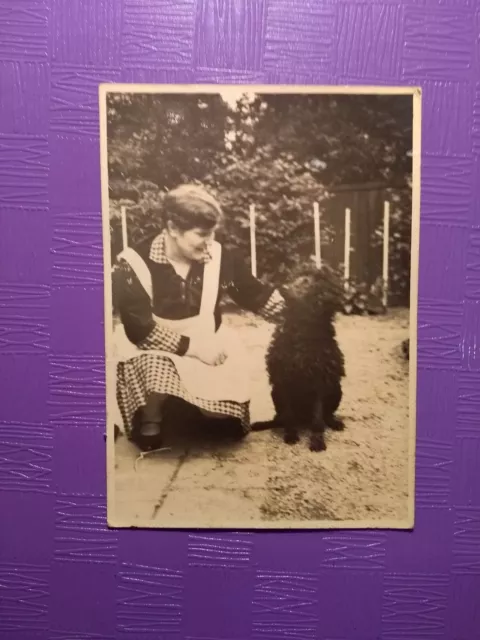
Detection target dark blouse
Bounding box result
[112,233,284,356]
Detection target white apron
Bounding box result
[116,241,251,405]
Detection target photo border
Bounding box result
[99,83,421,530]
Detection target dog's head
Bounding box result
[283,263,345,317]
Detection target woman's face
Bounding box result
[169,224,216,262]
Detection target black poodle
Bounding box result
[252,263,346,452]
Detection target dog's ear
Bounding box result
[317,267,345,311]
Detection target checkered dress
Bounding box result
[114,234,285,435]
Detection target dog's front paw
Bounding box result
[309,434,326,452]
[327,416,345,431]
[284,431,300,445]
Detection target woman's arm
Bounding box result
[112,260,190,355]
[256,288,286,322]
[225,250,286,322]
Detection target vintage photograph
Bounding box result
[100,85,420,529]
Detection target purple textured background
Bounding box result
[0,0,479,638]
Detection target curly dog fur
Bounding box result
[252,264,346,451]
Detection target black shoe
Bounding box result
[130,412,164,452]
[130,429,164,452]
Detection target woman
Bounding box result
[112,184,285,451]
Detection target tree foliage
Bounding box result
[107,93,229,195]
[203,146,333,286]
[245,94,412,188]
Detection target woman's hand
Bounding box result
[186,336,227,366]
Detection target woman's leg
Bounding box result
[141,392,165,432]
[130,392,166,451]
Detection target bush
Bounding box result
[203,147,332,288]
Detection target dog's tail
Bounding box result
[251,416,281,431]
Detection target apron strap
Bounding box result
[117,247,153,300]
[200,241,222,319]
[117,241,221,319]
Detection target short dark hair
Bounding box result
[163,184,223,231]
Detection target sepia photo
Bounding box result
[100,84,420,529]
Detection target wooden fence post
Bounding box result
[383,200,390,309]
[313,202,321,268]
[249,203,257,277]
[344,207,351,287]
[121,205,128,251]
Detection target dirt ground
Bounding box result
[111,309,411,528]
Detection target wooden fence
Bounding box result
[240,196,391,307]
[119,184,408,309]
